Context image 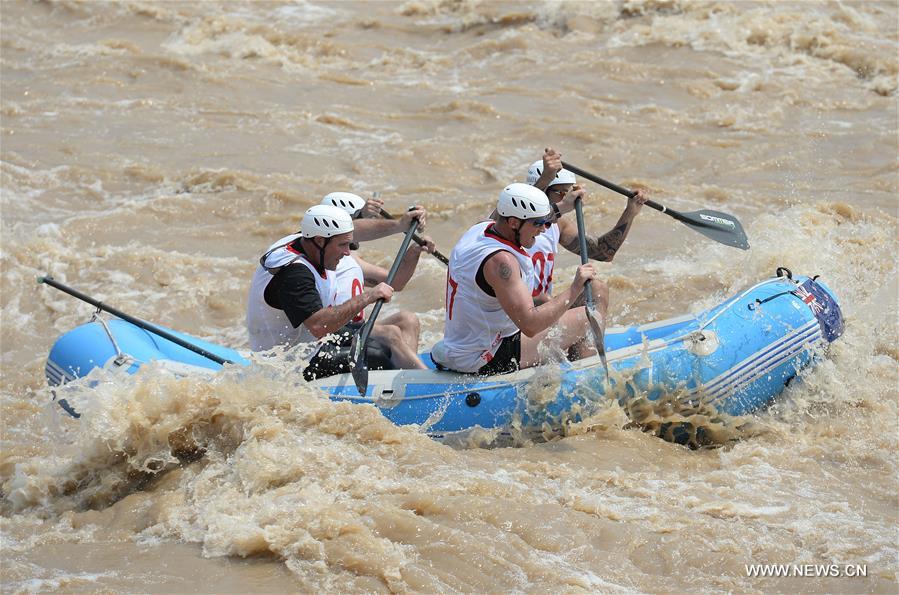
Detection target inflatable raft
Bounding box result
[44,271,843,442]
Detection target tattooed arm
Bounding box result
[559,191,647,261]
[561,220,630,262]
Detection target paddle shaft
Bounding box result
[37,276,234,365]
[573,198,596,309]
[378,208,449,265]
[573,198,609,374]
[354,218,421,359]
[561,161,673,214]
[561,161,749,247]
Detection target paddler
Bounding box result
[245,204,427,380]
[525,147,648,304]
[320,191,435,365]
[430,183,600,375]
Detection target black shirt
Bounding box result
[264,259,324,329]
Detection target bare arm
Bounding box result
[532,292,551,306]
[359,256,383,288]
[352,218,407,242]
[353,206,428,242]
[357,244,423,291]
[388,243,422,291]
[484,252,583,337]
[302,285,390,339]
[558,191,647,262]
[559,218,630,262]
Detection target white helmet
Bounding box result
[497,183,551,219]
[525,160,577,188]
[321,192,365,217]
[301,204,354,238]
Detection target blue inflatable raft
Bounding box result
[44,271,843,443]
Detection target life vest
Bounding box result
[526,222,560,296]
[434,221,535,373]
[333,253,366,322]
[245,234,338,352]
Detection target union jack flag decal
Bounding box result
[793,284,824,315]
[793,278,844,343]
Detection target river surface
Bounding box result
[1,1,897,592]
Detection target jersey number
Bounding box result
[531,252,554,297]
[351,278,364,322]
[447,275,459,320]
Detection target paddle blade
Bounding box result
[680,209,750,250]
[349,333,369,396]
[586,307,609,378]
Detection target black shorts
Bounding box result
[476,332,521,376]
[303,323,393,381]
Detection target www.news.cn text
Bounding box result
[745,564,867,578]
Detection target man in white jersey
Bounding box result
[526,147,647,304]
[431,183,600,375]
[320,192,435,360]
[245,204,426,380]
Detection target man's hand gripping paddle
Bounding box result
[350,216,421,395]
[573,197,610,378]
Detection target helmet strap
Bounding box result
[512,218,522,247]
[318,237,332,273]
[304,236,330,275]
[491,217,524,248]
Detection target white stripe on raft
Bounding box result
[696,320,819,397]
[704,331,822,406]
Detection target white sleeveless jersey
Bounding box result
[526,222,560,296]
[333,253,366,323]
[435,221,535,373]
[246,233,338,352]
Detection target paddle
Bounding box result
[377,207,449,265]
[573,199,610,377]
[349,217,421,395]
[561,161,750,250]
[37,275,235,366]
